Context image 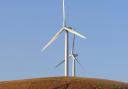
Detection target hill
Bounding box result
[0,77,128,89]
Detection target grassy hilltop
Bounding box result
[0,77,128,89]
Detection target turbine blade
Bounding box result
[71,55,87,74]
[72,55,83,67]
[64,27,86,39]
[56,56,72,68]
[72,34,75,52]
[63,0,66,26]
[41,28,64,52]
[56,60,65,68]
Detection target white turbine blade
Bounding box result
[64,27,86,39]
[41,28,64,52]
[63,0,66,27]
[56,60,65,68]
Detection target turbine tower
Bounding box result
[55,34,83,77]
[42,0,86,77]
[70,34,83,77]
[63,0,69,76]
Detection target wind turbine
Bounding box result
[55,34,83,77]
[42,0,86,77]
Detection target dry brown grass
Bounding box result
[0,77,128,89]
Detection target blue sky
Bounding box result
[0,0,128,82]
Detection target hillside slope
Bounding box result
[0,77,128,89]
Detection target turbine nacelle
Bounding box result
[66,26,73,29]
[70,51,78,57]
[73,54,78,57]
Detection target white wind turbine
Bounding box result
[55,34,83,77]
[42,0,86,77]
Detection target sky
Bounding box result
[0,0,128,82]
